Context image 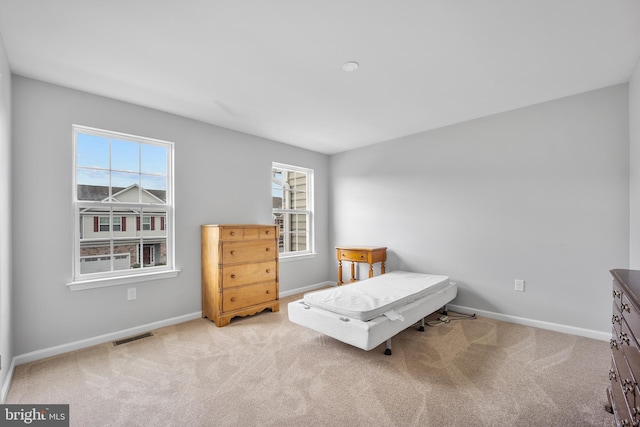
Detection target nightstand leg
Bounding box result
[350,262,356,282]
[369,263,374,278]
[338,260,343,285]
[381,262,385,275]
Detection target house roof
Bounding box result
[77,185,166,203]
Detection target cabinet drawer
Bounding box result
[223,282,277,312]
[615,324,637,412]
[621,320,640,388]
[220,227,246,240]
[613,279,624,304]
[610,355,635,427]
[338,249,368,262]
[623,293,640,341]
[222,261,277,288]
[260,226,277,239]
[221,240,277,264]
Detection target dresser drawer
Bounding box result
[623,293,640,341]
[610,354,635,427]
[221,261,277,288]
[621,320,640,388]
[220,227,246,240]
[260,226,277,239]
[615,323,637,413]
[219,226,277,241]
[223,282,277,312]
[614,279,624,304]
[338,249,368,262]
[221,240,277,264]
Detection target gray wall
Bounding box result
[0,33,13,393]
[329,84,629,333]
[11,76,330,356]
[630,59,640,267]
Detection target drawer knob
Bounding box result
[614,289,621,298]
[266,247,270,252]
[610,339,619,350]
[622,303,631,313]
[231,274,236,279]
[230,297,237,302]
[612,314,621,325]
[620,332,630,345]
[265,230,270,235]
[266,290,271,294]
[609,368,617,381]
[230,250,236,255]
[360,255,364,259]
[266,269,270,273]
[230,231,236,236]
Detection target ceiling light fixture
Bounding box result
[342,61,359,72]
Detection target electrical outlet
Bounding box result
[515,280,525,292]
[128,288,136,301]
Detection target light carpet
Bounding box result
[6,294,614,426]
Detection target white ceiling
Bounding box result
[0,1,639,155]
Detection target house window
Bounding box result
[71,125,176,289]
[99,215,121,232]
[272,162,314,257]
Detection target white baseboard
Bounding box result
[1,358,16,404]
[280,281,334,298]
[13,312,202,368]
[447,304,610,341]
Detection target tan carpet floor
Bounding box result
[6,294,615,426]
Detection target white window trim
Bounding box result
[272,162,315,259]
[68,125,179,291]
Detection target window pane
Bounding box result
[77,133,109,169]
[273,212,285,252]
[77,169,110,201]
[112,139,140,172]
[141,144,167,176]
[113,242,135,271]
[142,174,167,203]
[274,212,308,253]
[111,171,139,190]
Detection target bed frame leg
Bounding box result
[384,339,392,356]
[441,305,448,316]
[418,318,425,332]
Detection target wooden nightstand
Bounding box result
[336,246,387,285]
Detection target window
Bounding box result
[272,162,314,257]
[99,215,121,232]
[71,125,177,290]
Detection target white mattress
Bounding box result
[302,271,450,321]
[289,281,457,351]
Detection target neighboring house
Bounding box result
[78,184,167,274]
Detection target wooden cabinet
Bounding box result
[202,224,279,327]
[608,269,640,426]
[335,246,386,285]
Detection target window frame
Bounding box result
[69,125,178,291]
[272,162,315,259]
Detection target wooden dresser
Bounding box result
[201,224,279,327]
[608,269,640,425]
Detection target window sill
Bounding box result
[279,252,317,262]
[67,269,180,291]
